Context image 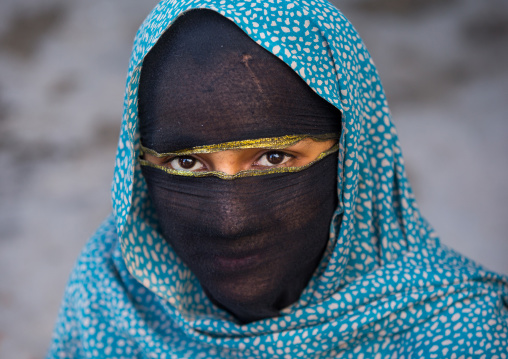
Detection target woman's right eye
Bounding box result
[168,156,206,172]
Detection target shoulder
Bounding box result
[68,213,137,301]
[64,215,118,290]
[59,214,120,307]
[48,215,147,358]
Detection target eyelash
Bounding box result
[163,151,295,172]
[253,151,294,168]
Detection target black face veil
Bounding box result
[138,9,342,323]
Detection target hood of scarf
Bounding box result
[108,0,508,357]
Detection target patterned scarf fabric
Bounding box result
[48,1,508,358]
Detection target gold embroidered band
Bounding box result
[139,134,339,180]
[140,133,337,157]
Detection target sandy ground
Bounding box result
[0,0,506,357]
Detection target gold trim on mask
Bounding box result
[138,134,339,180]
[140,133,338,157]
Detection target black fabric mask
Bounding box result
[138,9,342,323]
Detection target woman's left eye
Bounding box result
[255,151,293,167]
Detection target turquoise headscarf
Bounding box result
[48,0,508,357]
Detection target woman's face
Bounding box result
[138,10,341,323]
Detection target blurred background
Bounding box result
[0,0,507,357]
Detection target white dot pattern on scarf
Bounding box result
[48,0,508,358]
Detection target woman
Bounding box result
[48,0,508,358]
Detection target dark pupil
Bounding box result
[179,157,196,169]
[266,152,284,165]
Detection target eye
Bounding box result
[168,156,206,171]
[255,151,294,167]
